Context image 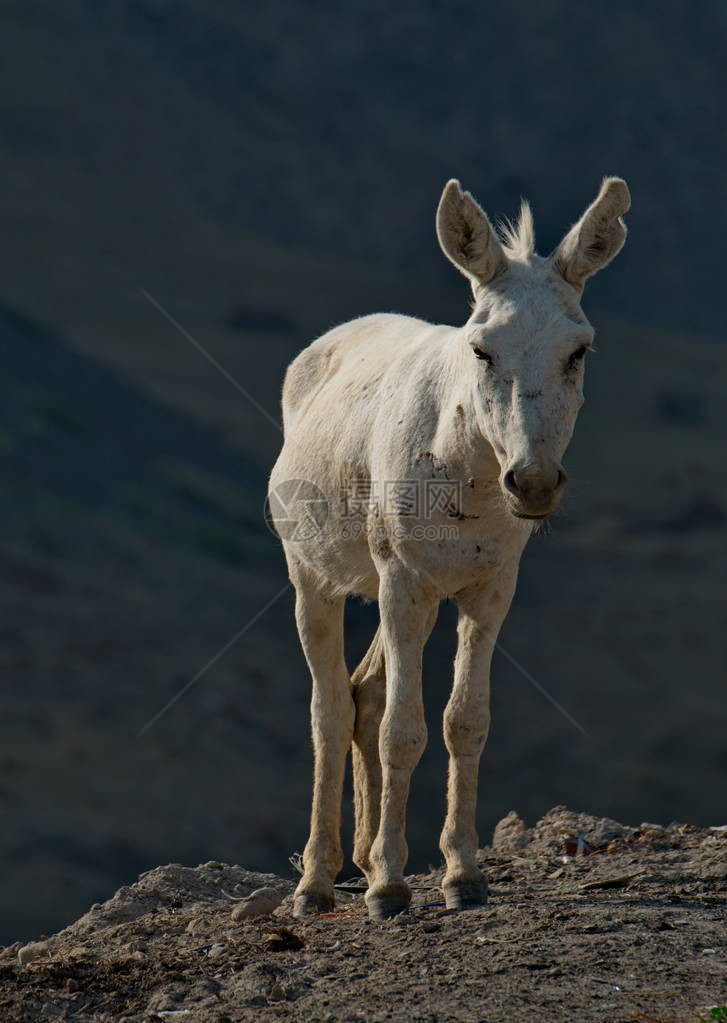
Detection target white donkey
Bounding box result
[269,176,630,919]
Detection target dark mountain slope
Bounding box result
[0,1,725,332]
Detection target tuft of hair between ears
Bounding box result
[497,200,536,260]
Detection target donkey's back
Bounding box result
[273,311,455,599]
[280,312,451,438]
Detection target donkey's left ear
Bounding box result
[551,177,630,289]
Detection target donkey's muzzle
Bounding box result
[502,461,568,519]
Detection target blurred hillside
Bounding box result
[0,0,725,942]
[1,1,726,339]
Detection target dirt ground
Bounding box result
[2,806,725,1023]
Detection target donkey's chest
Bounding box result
[363,449,530,592]
[376,495,529,595]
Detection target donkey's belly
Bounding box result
[287,515,528,603]
[284,524,381,601]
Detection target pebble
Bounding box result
[639,822,666,835]
[421,921,441,933]
[17,942,47,966]
[230,887,284,921]
[268,982,286,1001]
[207,944,227,960]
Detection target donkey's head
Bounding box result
[436,177,630,520]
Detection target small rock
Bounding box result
[263,927,305,952]
[17,942,47,966]
[639,822,665,834]
[207,944,227,960]
[231,887,284,921]
[421,921,441,933]
[492,810,530,851]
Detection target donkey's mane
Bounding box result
[497,200,535,260]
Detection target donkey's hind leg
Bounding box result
[291,563,355,917]
[351,626,386,879]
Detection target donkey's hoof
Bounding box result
[443,879,488,911]
[366,884,411,920]
[293,892,334,917]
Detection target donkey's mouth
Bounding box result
[512,510,551,520]
[504,496,560,520]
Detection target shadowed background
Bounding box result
[1,0,725,942]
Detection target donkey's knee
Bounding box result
[443,701,490,759]
[380,703,428,773]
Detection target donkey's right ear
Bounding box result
[436,180,506,288]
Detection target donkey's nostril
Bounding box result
[503,469,520,495]
[504,463,566,503]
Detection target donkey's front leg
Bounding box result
[365,567,436,920]
[441,568,518,910]
[292,570,354,917]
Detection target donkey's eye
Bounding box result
[567,345,588,371]
[473,347,493,366]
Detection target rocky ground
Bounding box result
[2,807,725,1023]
